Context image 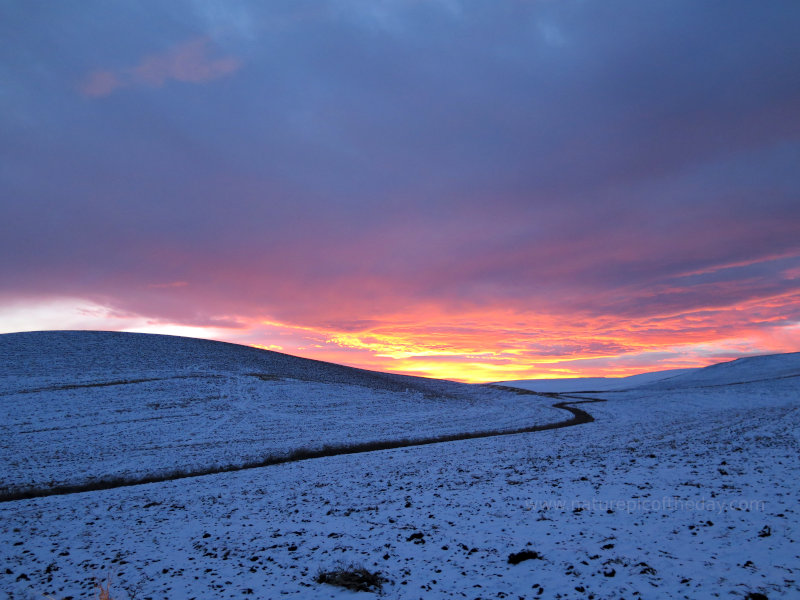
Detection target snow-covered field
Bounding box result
[1,333,798,599]
[0,332,561,493]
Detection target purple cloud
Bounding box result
[79,37,241,97]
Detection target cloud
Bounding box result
[79,37,241,97]
[148,281,190,289]
[188,0,257,41]
[132,37,240,86]
[79,69,124,97]
[3,1,800,380]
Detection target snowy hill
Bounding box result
[0,331,562,494]
[639,352,800,390]
[0,330,471,397]
[500,368,695,393]
[501,352,800,393]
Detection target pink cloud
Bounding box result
[79,69,123,97]
[79,37,241,97]
[784,266,800,280]
[132,38,240,86]
[147,281,189,289]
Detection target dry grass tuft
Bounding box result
[96,574,113,600]
[315,562,386,593]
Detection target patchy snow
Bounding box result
[1,333,798,599]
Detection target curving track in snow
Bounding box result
[0,389,604,503]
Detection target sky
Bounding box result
[1,1,799,382]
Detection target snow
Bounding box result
[500,368,695,393]
[0,332,561,493]
[1,332,798,599]
[638,352,800,390]
[499,352,800,393]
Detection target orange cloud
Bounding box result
[4,290,798,383]
[79,37,240,97]
[216,290,800,382]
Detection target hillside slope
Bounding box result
[638,352,800,390]
[0,331,562,493]
[0,330,468,397]
[502,352,800,393]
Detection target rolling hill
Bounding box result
[0,330,562,495]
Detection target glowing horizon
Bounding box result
[2,292,798,383]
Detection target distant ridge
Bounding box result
[499,368,694,393]
[501,352,800,393]
[639,352,800,390]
